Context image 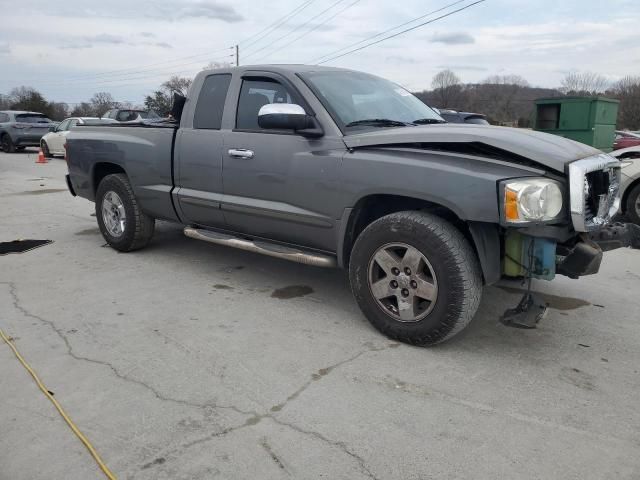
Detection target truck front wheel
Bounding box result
[349,211,482,346]
[96,173,155,251]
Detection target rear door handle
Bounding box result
[228,148,254,159]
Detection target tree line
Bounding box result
[1,69,638,130]
[0,75,192,121]
[415,70,640,129]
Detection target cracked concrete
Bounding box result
[2,151,640,480]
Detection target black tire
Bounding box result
[41,141,52,157]
[349,211,482,346]
[626,183,640,225]
[95,173,155,251]
[1,134,16,153]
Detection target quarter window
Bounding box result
[193,74,232,130]
[0,113,9,122]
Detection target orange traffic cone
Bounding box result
[36,148,48,164]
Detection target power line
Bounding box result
[315,0,486,65]
[239,0,316,51]
[8,1,316,86]
[243,0,347,61]
[33,53,235,89]
[311,0,469,64]
[259,0,363,63]
[57,47,235,83]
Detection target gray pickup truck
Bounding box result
[65,65,640,346]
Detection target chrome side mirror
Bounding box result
[258,103,307,130]
[258,103,324,137]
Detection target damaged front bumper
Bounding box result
[504,222,640,282]
[500,153,638,328]
[558,223,640,278]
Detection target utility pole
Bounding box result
[235,45,239,67]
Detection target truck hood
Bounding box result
[343,124,602,172]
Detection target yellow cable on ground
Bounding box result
[0,328,117,480]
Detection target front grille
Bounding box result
[568,154,621,232]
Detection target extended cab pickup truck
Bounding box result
[65,65,640,346]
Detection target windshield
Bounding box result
[15,114,52,124]
[302,71,443,131]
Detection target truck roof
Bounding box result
[197,64,355,77]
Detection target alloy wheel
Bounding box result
[101,191,127,237]
[367,242,438,322]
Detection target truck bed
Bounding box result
[66,122,179,222]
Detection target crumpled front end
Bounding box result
[502,153,639,282]
[568,153,621,232]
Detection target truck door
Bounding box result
[220,73,345,252]
[174,73,232,227]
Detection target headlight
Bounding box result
[502,178,564,224]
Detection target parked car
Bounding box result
[0,110,54,153]
[611,148,640,225]
[40,117,110,157]
[614,130,640,151]
[65,65,639,346]
[102,109,161,123]
[437,109,490,125]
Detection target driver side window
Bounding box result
[236,78,298,131]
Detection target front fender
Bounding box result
[341,148,546,223]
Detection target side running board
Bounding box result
[184,227,337,268]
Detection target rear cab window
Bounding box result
[193,74,232,129]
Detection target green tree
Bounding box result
[145,76,192,116]
[9,86,50,113]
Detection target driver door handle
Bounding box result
[228,148,254,159]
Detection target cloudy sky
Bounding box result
[0,0,638,105]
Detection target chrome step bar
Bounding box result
[184,227,337,268]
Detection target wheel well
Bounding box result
[341,194,474,267]
[622,177,640,212]
[93,163,126,195]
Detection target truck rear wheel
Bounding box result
[96,173,155,251]
[349,211,482,346]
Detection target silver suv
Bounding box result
[0,110,54,153]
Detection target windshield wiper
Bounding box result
[411,118,447,125]
[345,118,412,128]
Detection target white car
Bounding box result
[102,109,161,123]
[611,147,640,225]
[40,117,101,157]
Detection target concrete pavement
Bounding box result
[1,150,639,479]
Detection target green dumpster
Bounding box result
[533,96,619,152]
